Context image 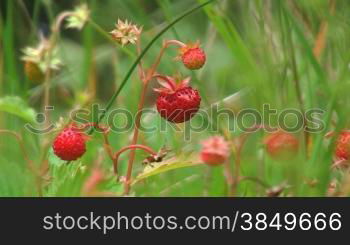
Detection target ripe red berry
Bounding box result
[335,131,350,160]
[180,43,206,70]
[264,131,299,160]
[200,136,230,165]
[155,75,201,123]
[53,124,87,161]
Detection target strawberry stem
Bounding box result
[73,122,110,133]
[123,82,149,194]
[144,39,184,83]
[123,40,184,194]
[119,1,214,195]
[165,39,186,48]
[113,144,157,176]
[43,11,74,131]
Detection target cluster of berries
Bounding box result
[54,122,350,167]
[155,43,205,124]
[199,130,350,166]
[52,20,350,172]
[199,131,300,166]
[53,42,206,161]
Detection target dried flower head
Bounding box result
[66,3,90,30]
[21,37,62,74]
[110,19,142,46]
[200,136,230,165]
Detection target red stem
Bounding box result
[144,40,184,82]
[113,144,157,176]
[122,39,186,195]
[124,82,149,194]
[71,122,115,163]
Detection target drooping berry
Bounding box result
[155,75,201,123]
[335,131,350,160]
[180,42,206,70]
[264,131,299,160]
[200,136,230,165]
[53,124,87,161]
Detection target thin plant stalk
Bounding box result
[231,124,274,196]
[113,144,157,176]
[145,40,185,81]
[123,40,186,195]
[88,0,214,136]
[42,12,73,130]
[124,82,149,194]
[280,6,310,150]
[87,19,136,59]
[223,159,234,196]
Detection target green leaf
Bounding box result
[46,153,87,197]
[132,154,203,185]
[0,96,36,123]
[47,148,66,167]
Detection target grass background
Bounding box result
[0,0,350,197]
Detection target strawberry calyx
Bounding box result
[178,41,201,56]
[153,74,191,95]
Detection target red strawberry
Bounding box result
[53,124,87,161]
[200,136,230,165]
[264,131,299,160]
[335,131,350,160]
[180,42,206,70]
[155,75,201,123]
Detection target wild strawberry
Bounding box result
[179,42,206,70]
[264,131,299,160]
[53,124,87,161]
[155,75,201,123]
[334,131,350,160]
[200,136,230,165]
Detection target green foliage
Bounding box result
[132,153,202,185]
[0,96,37,123]
[1,0,350,197]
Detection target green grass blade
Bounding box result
[280,2,328,90]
